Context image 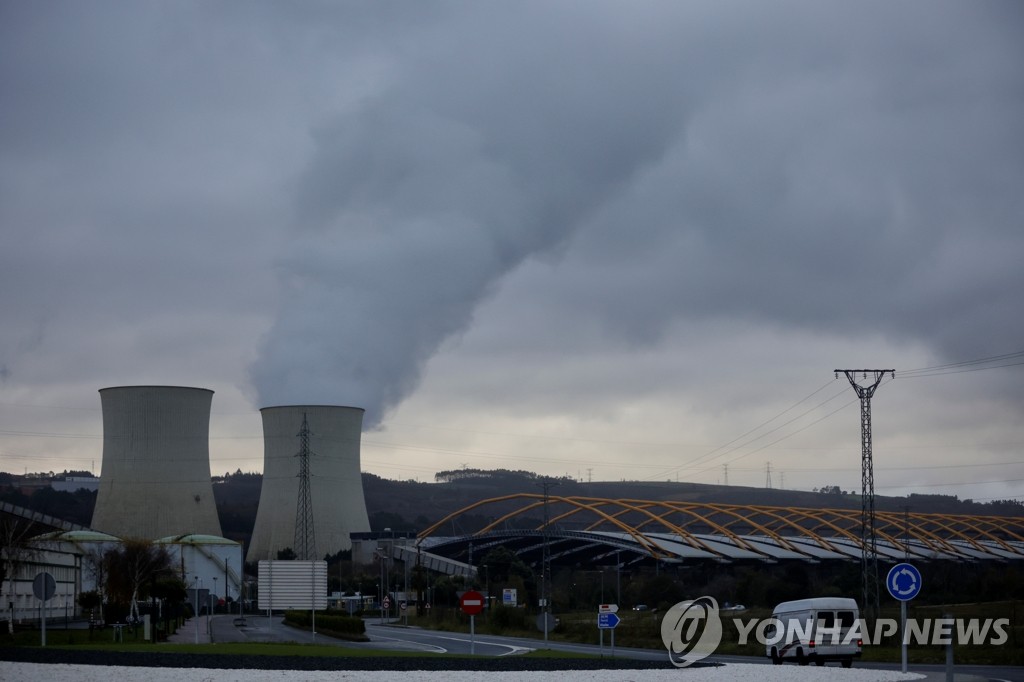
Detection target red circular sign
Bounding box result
[459,590,485,616]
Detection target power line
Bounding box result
[898,350,1024,378]
[644,380,845,482]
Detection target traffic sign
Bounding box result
[32,572,56,602]
[598,612,621,629]
[886,562,922,601]
[382,596,391,609]
[460,590,485,615]
[599,603,619,614]
[399,600,407,611]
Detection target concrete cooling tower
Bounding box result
[246,405,370,563]
[91,386,223,539]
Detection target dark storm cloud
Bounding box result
[250,2,1024,425]
[1,1,1021,472]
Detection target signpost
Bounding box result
[460,590,485,654]
[33,572,56,646]
[887,562,922,674]
[597,604,620,657]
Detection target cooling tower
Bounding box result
[246,405,370,563]
[91,386,223,539]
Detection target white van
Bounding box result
[765,597,861,668]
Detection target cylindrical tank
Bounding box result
[90,386,223,539]
[246,405,370,563]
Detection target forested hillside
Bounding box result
[3,468,1021,554]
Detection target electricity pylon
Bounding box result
[835,369,894,620]
[294,412,316,560]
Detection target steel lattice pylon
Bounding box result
[294,412,316,560]
[836,369,894,620]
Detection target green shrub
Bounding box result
[283,610,367,640]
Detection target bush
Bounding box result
[283,610,367,640]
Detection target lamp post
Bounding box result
[211,576,217,634]
[615,550,621,604]
[377,546,386,624]
[193,576,201,645]
[537,477,559,644]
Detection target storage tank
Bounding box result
[246,405,370,563]
[90,386,223,539]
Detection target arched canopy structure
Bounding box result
[416,495,1024,568]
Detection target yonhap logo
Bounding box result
[660,596,723,667]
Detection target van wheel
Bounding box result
[770,648,782,665]
[797,649,808,666]
[815,659,824,666]
[841,659,853,669]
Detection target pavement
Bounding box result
[165,615,211,644]
[163,617,1006,681]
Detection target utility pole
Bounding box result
[722,464,729,486]
[294,412,316,560]
[538,477,559,645]
[764,461,772,489]
[835,369,894,620]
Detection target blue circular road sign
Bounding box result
[886,562,922,601]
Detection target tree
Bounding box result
[0,518,39,634]
[102,539,173,623]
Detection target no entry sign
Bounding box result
[460,590,485,616]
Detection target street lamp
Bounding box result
[211,576,218,634]
[377,546,386,624]
[193,576,201,645]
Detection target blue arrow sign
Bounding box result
[886,562,922,601]
[598,612,620,629]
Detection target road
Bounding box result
[205,614,1023,682]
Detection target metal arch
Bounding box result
[541,496,672,558]
[906,514,988,558]
[417,494,1024,562]
[793,507,918,556]
[873,511,965,558]
[587,500,758,557]
[417,493,672,559]
[417,493,536,542]
[932,514,1024,552]
[700,503,846,555]
[908,513,1013,558]
[634,501,804,557]
[688,503,823,554]
[962,515,1024,544]
[779,508,864,546]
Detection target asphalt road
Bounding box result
[204,614,1023,682]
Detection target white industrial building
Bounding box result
[156,533,243,607]
[247,405,371,563]
[2,539,83,626]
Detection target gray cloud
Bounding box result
[1,2,1021,495]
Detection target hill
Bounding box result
[3,468,1022,553]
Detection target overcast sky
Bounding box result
[2,1,1022,503]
